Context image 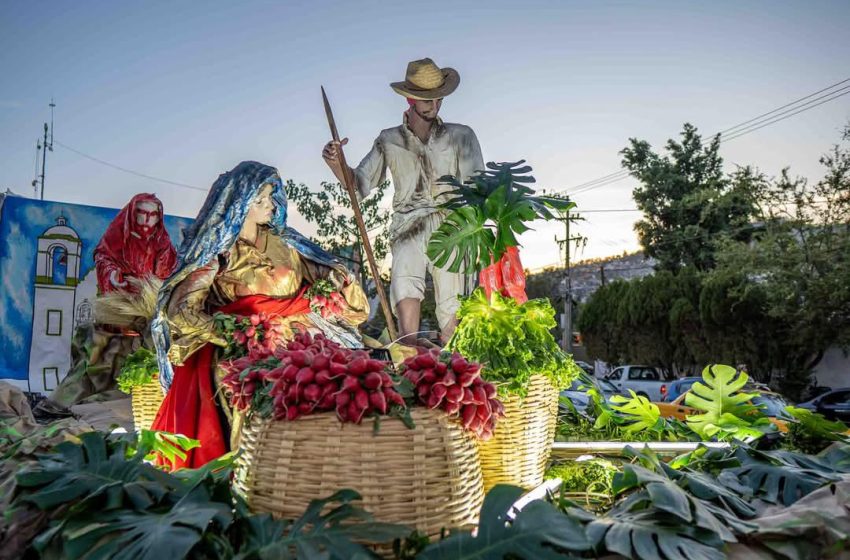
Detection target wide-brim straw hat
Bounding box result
[390,58,460,100]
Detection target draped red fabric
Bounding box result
[478,246,528,304]
[94,193,177,294]
[151,289,311,470]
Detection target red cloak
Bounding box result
[94,193,177,294]
[151,292,311,470]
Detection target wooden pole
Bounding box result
[321,87,399,342]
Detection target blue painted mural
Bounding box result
[0,194,193,392]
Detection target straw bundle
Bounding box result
[94,275,162,329]
[233,408,483,538]
[478,374,559,492]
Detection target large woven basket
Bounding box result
[478,374,559,492]
[131,376,163,431]
[233,408,484,538]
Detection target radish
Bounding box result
[336,392,351,407]
[348,358,368,377]
[421,370,437,384]
[354,389,370,411]
[461,405,476,428]
[450,357,468,374]
[314,370,333,385]
[295,367,315,386]
[312,354,330,371]
[369,391,388,414]
[329,362,348,376]
[341,376,361,393]
[363,371,382,390]
[384,389,405,408]
[414,354,436,369]
[445,384,463,403]
[303,384,321,402]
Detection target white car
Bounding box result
[604,365,673,401]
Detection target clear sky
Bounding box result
[2,0,849,270]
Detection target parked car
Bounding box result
[574,360,595,375]
[560,376,621,415]
[663,376,701,402]
[604,365,673,401]
[797,387,850,423]
[655,390,793,432]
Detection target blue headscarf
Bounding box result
[152,161,342,390]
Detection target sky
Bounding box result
[2,0,849,270]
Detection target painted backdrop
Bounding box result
[0,194,193,394]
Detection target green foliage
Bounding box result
[285,179,391,293]
[447,288,581,396]
[8,430,408,559]
[622,123,759,272]
[426,161,573,273]
[116,348,158,393]
[685,365,772,441]
[785,406,850,454]
[546,459,617,510]
[608,391,662,435]
[417,484,591,559]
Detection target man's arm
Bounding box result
[322,136,386,199]
[457,127,485,182]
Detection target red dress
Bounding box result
[151,293,310,470]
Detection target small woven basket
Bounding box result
[233,408,484,538]
[131,376,164,432]
[478,374,559,492]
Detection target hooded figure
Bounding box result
[150,161,368,469]
[94,193,177,294]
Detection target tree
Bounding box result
[621,123,760,272]
[706,124,850,397]
[285,179,391,294]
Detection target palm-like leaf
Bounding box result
[685,365,766,440]
[418,484,590,559]
[429,160,575,273]
[426,206,494,273]
[233,489,409,559]
[609,391,663,434]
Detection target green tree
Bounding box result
[707,125,850,397]
[285,179,391,294]
[621,123,760,272]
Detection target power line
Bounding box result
[556,76,850,198]
[53,139,207,192]
[722,87,850,142]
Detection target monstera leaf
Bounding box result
[232,489,409,559]
[685,365,769,441]
[428,161,574,274]
[42,484,232,560]
[418,484,590,559]
[609,391,663,435]
[426,206,495,273]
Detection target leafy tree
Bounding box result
[285,179,391,293]
[706,124,850,396]
[621,123,759,272]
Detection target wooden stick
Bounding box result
[321,86,399,342]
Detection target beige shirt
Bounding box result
[354,114,484,243]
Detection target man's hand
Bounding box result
[109,269,128,289]
[322,138,351,184]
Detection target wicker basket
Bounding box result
[131,376,164,431]
[233,408,484,538]
[478,374,559,492]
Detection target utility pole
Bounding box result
[36,99,55,200]
[555,208,584,353]
[600,264,606,286]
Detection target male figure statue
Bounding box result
[323,58,484,344]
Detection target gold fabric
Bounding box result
[166,227,369,365]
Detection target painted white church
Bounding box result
[27,216,97,394]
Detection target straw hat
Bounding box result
[390,58,460,100]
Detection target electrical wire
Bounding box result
[53,140,207,192]
[556,76,850,198]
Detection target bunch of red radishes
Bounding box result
[401,348,504,440]
[220,331,405,424]
[309,291,346,318]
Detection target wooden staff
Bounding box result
[321,86,399,342]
